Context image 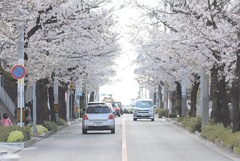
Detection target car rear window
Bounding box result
[86,106,110,113]
[87,102,105,105]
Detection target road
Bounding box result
[16,114,240,161]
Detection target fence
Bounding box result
[0,76,16,117]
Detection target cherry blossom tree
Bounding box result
[131,0,240,127]
[0,0,120,122]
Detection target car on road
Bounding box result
[133,99,155,121]
[82,105,115,134]
[122,105,129,114]
[112,102,121,117]
[105,102,116,116]
[127,104,134,114]
[87,102,105,106]
[116,102,123,115]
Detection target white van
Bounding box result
[133,99,155,121]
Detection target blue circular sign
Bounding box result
[11,65,26,79]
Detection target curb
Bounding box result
[0,123,71,154]
[164,117,240,157]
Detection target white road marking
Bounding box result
[22,147,38,151]
[42,138,55,141]
[122,115,128,161]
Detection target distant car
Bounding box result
[82,105,115,134]
[105,103,116,116]
[133,99,155,121]
[112,102,121,117]
[116,102,123,115]
[122,105,129,114]
[127,103,134,114]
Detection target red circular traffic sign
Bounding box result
[11,65,26,79]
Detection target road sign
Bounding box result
[181,77,187,96]
[76,88,83,96]
[11,65,26,79]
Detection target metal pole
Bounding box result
[70,93,72,118]
[181,77,187,116]
[54,77,59,120]
[168,91,172,114]
[17,21,24,127]
[163,81,168,110]
[200,71,209,126]
[32,80,37,133]
[66,84,70,122]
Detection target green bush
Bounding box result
[177,116,184,123]
[168,113,177,118]
[0,125,31,142]
[56,118,67,126]
[201,122,238,148]
[231,132,240,149]
[158,109,166,118]
[7,131,24,142]
[201,123,226,142]
[44,121,58,131]
[32,125,48,135]
[180,116,201,133]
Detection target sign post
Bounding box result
[11,64,26,127]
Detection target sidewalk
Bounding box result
[0,145,21,155]
[0,119,81,155]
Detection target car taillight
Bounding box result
[108,114,114,119]
[83,114,89,120]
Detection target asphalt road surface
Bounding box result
[17,114,240,161]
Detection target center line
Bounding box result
[122,115,128,161]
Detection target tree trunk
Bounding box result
[69,90,75,118]
[219,77,230,127]
[48,86,56,122]
[190,77,200,117]
[210,66,221,123]
[80,92,86,117]
[232,45,240,132]
[175,82,182,117]
[158,83,163,109]
[231,80,240,132]
[89,91,94,102]
[58,84,67,120]
[36,79,50,124]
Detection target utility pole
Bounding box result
[181,77,187,116]
[163,81,168,110]
[53,76,59,120]
[66,84,70,122]
[200,70,209,126]
[32,81,37,133]
[17,20,25,127]
[168,91,172,114]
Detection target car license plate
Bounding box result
[94,122,102,126]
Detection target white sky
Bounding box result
[99,0,159,104]
[99,3,141,105]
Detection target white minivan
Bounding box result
[133,99,155,121]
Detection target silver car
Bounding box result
[133,99,155,121]
[82,105,115,134]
